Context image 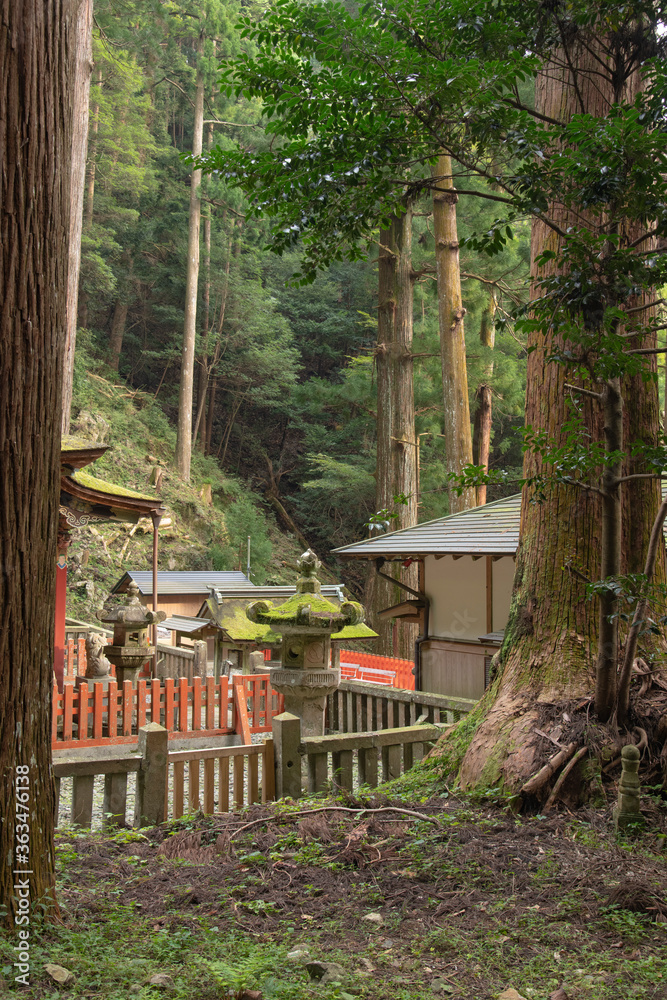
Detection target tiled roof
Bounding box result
[112,571,252,595]
[332,494,521,559]
[160,616,216,634]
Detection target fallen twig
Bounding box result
[225,805,441,841]
[544,746,589,811]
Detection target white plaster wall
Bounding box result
[424,554,515,639]
[425,555,486,640]
[492,556,515,632]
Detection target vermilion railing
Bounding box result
[339,649,415,690]
[233,674,284,736]
[51,674,286,750]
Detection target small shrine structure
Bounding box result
[57,442,166,689]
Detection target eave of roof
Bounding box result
[160,616,218,634]
[61,443,109,470]
[112,571,252,595]
[332,494,521,559]
[61,472,166,524]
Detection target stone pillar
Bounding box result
[134,722,168,827]
[613,744,643,831]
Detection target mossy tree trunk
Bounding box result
[431,154,475,513]
[472,293,496,506]
[459,35,664,792]
[0,0,78,923]
[365,208,418,658]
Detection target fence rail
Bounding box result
[52,673,285,750]
[53,726,275,830]
[168,740,275,819]
[302,724,444,793]
[272,712,447,798]
[329,679,476,734]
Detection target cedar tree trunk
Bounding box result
[472,293,496,506]
[459,35,662,791]
[175,31,204,481]
[365,209,418,657]
[431,154,475,513]
[1,0,78,924]
[62,0,93,435]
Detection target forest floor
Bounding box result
[2,788,667,1000]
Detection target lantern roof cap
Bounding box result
[246,549,365,635]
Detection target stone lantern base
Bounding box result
[270,667,340,738]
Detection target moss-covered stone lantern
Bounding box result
[97,581,166,686]
[246,549,366,736]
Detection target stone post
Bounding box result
[272,712,302,800]
[193,639,207,679]
[613,744,643,831]
[134,722,168,827]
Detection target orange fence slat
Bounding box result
[192,676,202,731]
[93,683,104,740]
[151,678,162,725]
[52,681,60,742]
[137,680,147,730]
[164,678,175,731]
[233,676,252,746]
[122,680,133,736]
[206,676,215,730]
[108,679,118,738]
[178,677,189,732]
[78,682,90,741]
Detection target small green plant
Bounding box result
[207,948,281,998]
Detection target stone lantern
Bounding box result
[97,581,166,686]
[246,549,366,736]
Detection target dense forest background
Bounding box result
[69,0,530,633]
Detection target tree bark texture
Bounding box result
[459,36,661,791]
[1,0,78,923]
[175,31,204,481]
[62,0,92,435]
[472,293,496,506]
[365,210,418,658]
[431,154,475,513]
[595,378,623,720]
[109,297,128,372]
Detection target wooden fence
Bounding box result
[54,724,275,829]
[51,674,285,750]
[156,641,207,681]
[168,740,275,820]
[63,626,205,685]
[328,679,476,733]
[272,712,447,798]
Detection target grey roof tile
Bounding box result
[332,494,521,558]
[112,571,252,595]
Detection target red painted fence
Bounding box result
[52,674,284,751]
[339,649,415,690]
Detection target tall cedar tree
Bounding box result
[367,209,418,656]
[0,0,77,922]
[460,21,666,789]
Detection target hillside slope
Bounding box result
[65,358,341,623]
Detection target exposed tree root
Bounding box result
[520,742,580,797]
[544,746,589,811]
